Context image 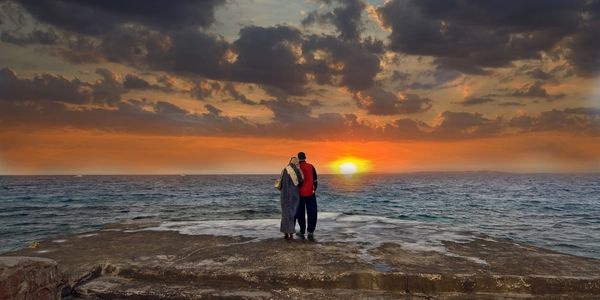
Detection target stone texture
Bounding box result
[3,221,600,299]
[0,256,61,300]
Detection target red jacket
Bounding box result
[299,161,318,197]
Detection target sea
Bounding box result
[1,173,599,259]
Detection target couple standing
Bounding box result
[276,152,318,241]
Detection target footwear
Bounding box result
[307,233,315,242]
[284,234,293,243]
[298,233,306,240]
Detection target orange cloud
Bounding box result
[1,129,598,174]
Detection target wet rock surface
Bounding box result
[2,220,600,299]
[0,256,61,300]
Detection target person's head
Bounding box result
[297,152,306,161]
[289,157,300,166]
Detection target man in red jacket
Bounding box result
[295,152,318,241]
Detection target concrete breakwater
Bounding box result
[1,220,600,299]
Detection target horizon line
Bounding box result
[1,170,599,176]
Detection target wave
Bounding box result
[1,174,599,259]
[144,212,481,255]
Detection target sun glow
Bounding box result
[339,162,358,174]
[329,157,372,175]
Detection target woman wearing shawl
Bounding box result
[276,157,304,240]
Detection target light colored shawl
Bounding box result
[285,157,304,186]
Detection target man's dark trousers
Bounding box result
[296,194,317,234]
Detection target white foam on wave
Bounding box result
[144,212,486,264]
[77,233,98,238]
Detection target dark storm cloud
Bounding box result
[508,108,600,134]
[116,25,308,95]
[0,95,368,139]
[0,1,26,26]
[355,88,431,115]
[1,78,599,139]
[430,111,504,139]
[228,26,307,95]
[203,104,222,116]
[303,35,381,91]
[154,101,189,116]
[507,82,565,101]
[563,107,600,116]
[190,81,222,100]
[7,0,386,95]
[3,0,600,143]
[384,108,600,140]
[526,68,554,81]
[122,75,152,90]
[53,35,105,64]
[0,67,91,104]
[52,26,224,69]
[434,111,489,131]
[497,101,524,107]
[405,69,461,90]
[382,118,427,139]
[137,26,384,95]
[567,24,600,77]
[261,97,312,123]
[221,83,256,105]
[0,67,178,106]
[146,29,230,79]
[258,96,376,139]
[122,74,174,92]
[5,0,600,98]
[89,25,308,95]
[565,0,600,76]
[190,81,256,105]
[390,71,410,82]
[15,0,225,35]
[513,64,571,83]
[377,0,593,74]
[458,96,495,106]
[362,36,385,55]
[0,98,256,136]
[96,26,153,64]
[93,68,125,104]
[1,28,59,45]
[302,0,366,41]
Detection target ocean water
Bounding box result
[0,173,599,259]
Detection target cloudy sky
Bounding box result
[0,0,599,174]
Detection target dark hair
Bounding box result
[297,152,306,160]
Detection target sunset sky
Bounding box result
[1,0,599,174]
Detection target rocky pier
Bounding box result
[1,220,600,299]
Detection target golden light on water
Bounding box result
[329,157,372,175]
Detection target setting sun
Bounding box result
[339,162,358,175]
[329,157,372,175]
